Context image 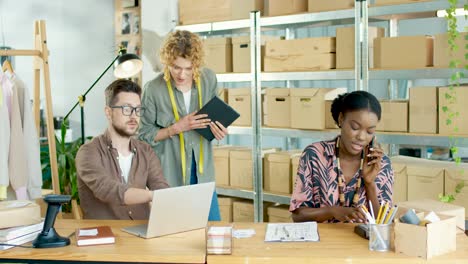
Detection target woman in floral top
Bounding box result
[290,91,394,223]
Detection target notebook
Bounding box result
[194,96,240,141]
[75,226,115,246]
[264,222,319,242]
[122,182,215,239]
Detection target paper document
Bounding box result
[265,222,319,242]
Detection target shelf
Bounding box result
[262,70,355,81]
[263,192,291,205]
[216,187,291,205]
[175,0,457,33]
[217,68,462,82]
[369,68,462,80]
[217,70,354,82]
[368,0,460,20]
[216,186,254,200]
[217,73,251,82]
[260,9,355,29]
[228,126,468,147]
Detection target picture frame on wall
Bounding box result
[116,10,140,36]
[120,0,138,8]
[121,12,132,35]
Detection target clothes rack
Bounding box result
[0,20,59,195]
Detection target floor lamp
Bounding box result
[63,47,143,145]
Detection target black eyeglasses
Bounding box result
[110,105,145,116]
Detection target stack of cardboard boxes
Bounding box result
[219,197,292,222]
[391,156,468,221]
[264,37,336,71]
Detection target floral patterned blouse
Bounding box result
[289,138,394,222]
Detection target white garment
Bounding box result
[11,75,42,199]
[183,89,191,114]
[118,152,134,183]
[0,72,12,199]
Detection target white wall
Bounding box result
[141,0,178,86]
[0,0,115,138]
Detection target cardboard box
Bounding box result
[0,201,41,229]
[217,88,228,103]
[264,0,307,16]
[439,86,468,135]
[267,205,292,223]
[232,36,278,73]
[407,162,444,201]
[409,87,438,134]
[308,0,354,12]
[264,37,336,72]
[264,150,302,194]
[179,0,231,25]
[392,162,408,204]
[376,100,408,132]
[228,88,251,126]
[290,88,346,130]
[373,36,433,69]
[434,32,468,68]
[444,164,468,220]
[231,0,263,20]
[229,148,277,190]
[204,37,232,73]
[291,154,301,191]
[214,146,246,187]
[394,212,456,259]
[336,26,385,69]
[398,198,466,231]
[233,200,254,222]
[374,0,431,6]
[324,100,337,129]
[264,88,290,128]
[218,196,237,222]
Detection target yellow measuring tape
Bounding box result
[166,78,204,184]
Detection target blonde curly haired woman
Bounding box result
[139,30,227,220]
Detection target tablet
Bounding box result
[194,96,240,141]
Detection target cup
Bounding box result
[368,223,391,252]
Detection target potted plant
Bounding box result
[41,124,83,215]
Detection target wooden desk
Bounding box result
[208,223,468,264]
[0,219,206,263]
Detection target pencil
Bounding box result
[384,206,395,224]
[379,202,390,224]
[369,200,376,221]
[376,201,384,224]
[387,206,399,224]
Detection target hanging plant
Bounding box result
[438,0,467,203]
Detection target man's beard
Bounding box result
[112,122,137,138]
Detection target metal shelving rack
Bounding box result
[175,0,467,222]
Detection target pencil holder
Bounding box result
[368,223,391,252]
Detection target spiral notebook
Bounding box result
[194,96,240,141]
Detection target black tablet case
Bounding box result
[194,96,240,141]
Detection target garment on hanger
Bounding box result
[9,74,42,199]
[0,72,12,200]
[7,71,29,200]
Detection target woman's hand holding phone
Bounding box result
[361,136,383,185]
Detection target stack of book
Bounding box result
[0,221,43,250]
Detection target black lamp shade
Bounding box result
[114,53,143,78]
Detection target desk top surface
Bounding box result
[208,222,468,264]
[0,219,206,263]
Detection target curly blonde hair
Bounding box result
[160,30,205,82]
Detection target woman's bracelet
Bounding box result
[167,126,173,138]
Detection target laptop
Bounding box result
[122,182,215,238]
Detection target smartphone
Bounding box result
[367,136,375,162]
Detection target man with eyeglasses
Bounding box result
[75,79,169,220]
